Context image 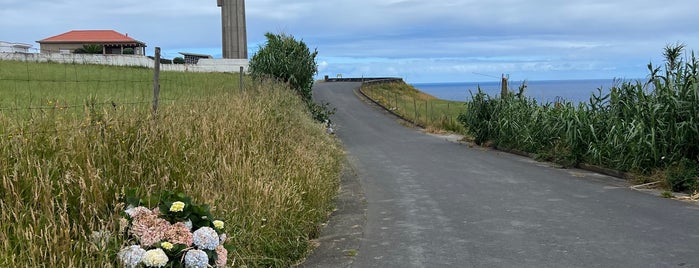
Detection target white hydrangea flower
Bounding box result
[90,230,111,249]
[142,248,169,267]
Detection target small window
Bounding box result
[59,49,71,54]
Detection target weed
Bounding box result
[345,249,358,257]
[661,191,675,198]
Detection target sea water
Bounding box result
[412,79,627,104]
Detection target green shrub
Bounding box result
[457,88,495,145]
[248,33,334,122]
[249,32,318,103]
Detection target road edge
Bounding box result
[296,157,367,268]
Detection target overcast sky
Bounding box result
[2,0,698,83]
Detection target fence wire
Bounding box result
[0,52,245,137]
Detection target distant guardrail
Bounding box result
[324,76,404,85]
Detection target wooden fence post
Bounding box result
[413,97,418,124]
[394,92,398,110]
[152,47,161,117]
[501,74,508,98]
[447,102,451,124]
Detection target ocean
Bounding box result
[412,79,624,104]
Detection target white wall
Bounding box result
[0,53,248,73]
[0,41,32,53]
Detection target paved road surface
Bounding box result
[305,82,699,267]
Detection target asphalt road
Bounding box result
[305,82,699,268]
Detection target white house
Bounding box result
[0,41,33,53]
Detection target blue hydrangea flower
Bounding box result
[117,245,146,268]
[184,249,209,268]
[192,227,219,250]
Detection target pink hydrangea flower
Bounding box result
[165,222,193,246]
[219,233,227,244]
[131,213,171,246]
[215,245,228,267]
[124,206,152,220]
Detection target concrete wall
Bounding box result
[39,43,84,54]
[0,42,31,53]
[0,53,248,73]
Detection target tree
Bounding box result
[173,57,185,64]
[249,32,319,103]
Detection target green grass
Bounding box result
[0,60,343,267]
[0,60,248,120]
[361,82,466,133]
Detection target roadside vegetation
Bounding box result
[0,59,343,266]
[361,82,466,133]
[459,44,699,193]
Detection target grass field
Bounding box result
[0,60,343,267]
[361,82,466,133]
[0,60,246,119]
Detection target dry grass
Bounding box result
[0,77,343,267]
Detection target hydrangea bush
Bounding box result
[117,190,230,268]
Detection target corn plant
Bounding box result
[459,45,699,191]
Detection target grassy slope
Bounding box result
[0,60,343,267]
[361,82,466,133]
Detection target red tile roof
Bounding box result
[37,30,145,45]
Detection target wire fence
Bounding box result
[360,82,467,133]
[0,47,246,137]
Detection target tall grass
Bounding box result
[362,82,466,133]
[459,45,699,192]
[0,61,343,267]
